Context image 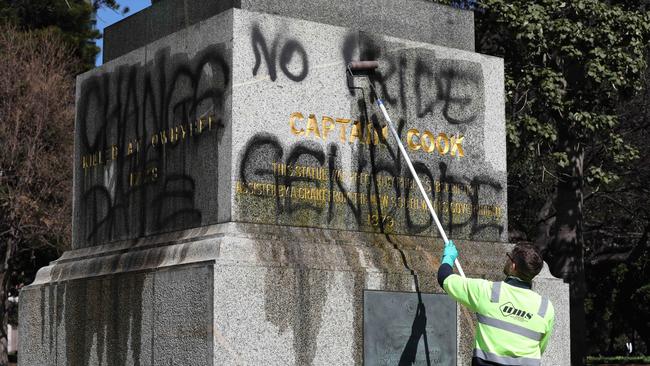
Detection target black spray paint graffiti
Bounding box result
[239,29,503,238]
[343,33,484,126]
[76,45,230,248]
[238,133,504,238]
[251,24,309,82]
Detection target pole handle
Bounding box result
[377,99,466,277]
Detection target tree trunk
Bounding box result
[536,124,586,366]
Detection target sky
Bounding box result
[95,0,152,66]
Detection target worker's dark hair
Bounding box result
[511,243,544,282]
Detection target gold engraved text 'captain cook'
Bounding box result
[289,112,465,157]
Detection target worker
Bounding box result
[437,241,555,366]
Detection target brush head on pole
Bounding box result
[347,60,379,72]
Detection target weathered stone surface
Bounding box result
[153,265,213,365]
[534,265,572,366]
[19,263,212,366]
[20,271,156,366]
[104,0,474,62]
[20,223,570,365]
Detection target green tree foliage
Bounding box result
[435,0,650,363]
[0,0,120,71]
[583,60,650,357]
[586,243,650,357]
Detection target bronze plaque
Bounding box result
[364,290,457,366]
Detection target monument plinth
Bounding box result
[20,1,570,365]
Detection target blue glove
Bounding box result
[442,240,458,267]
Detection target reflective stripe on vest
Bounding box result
[473,349,541,366]
[491,281,502,303]
[476,314,544,341]
[538,297,549,318]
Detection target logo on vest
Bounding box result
[500,302,533,321]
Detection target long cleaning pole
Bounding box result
[376,98,466,278]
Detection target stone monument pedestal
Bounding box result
[20,223,569,365]
[20,2,570,365]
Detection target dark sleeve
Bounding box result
[437,263,453,288]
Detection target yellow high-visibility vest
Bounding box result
[443,275,555,366]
